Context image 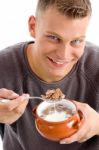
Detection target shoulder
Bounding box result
[80,41,99,68]
[0,42,29,84]
[0,42,26,59]
[83,41,99,62]
[0,41,32,66]
[78,41,99,93]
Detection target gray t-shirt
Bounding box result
[0,41,99,150]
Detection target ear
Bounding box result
[28,16,36,38]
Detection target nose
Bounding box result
[55,43,71,60]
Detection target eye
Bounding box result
[70,39,83,47]
[47,35,61,42]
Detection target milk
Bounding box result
[44,110,71,122]
[37,99,75,122]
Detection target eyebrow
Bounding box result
[46,31,63,40]
[46,31,86,41]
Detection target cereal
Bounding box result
[41,88,65,101]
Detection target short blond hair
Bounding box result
[36,0,92,18]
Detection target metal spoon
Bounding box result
[0,96,55,103]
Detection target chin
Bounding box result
[50,73,66,80]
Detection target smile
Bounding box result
[52,59,64,64]
[48,57,68,67]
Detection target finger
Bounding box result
[60,122,87,144]
[7,94,29,111]
[0,94,29,111]
[0,111,16,124]
[78,138,88,143]
[0,88,19,99]
[0,99,29,124]
[13,99,29,115]
[60,133,78,144]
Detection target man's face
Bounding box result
[29,8,90,82]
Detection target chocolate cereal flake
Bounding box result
[41,88,65,101]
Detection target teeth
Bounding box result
[56,61,64,64]
[52,59,64,64]
[50,58,65,64]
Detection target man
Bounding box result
[0,0,99,149]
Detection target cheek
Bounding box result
[73,48,84,60]
[75,44,85,58]
[38,41,56,54]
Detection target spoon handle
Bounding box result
[0,96,44,103]
[29,96,45,101]
[0,96,53,103]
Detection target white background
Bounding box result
[0,0,99,149]
[0,0,99,50]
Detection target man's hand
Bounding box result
[60,100,99,144]
[0,88,29,124]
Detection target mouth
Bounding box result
[47,57,68,67]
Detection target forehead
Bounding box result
[36,8,90,38]
[37,7,90,27]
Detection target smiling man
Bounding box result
[0,0,99,150]
[28,7,89,82]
